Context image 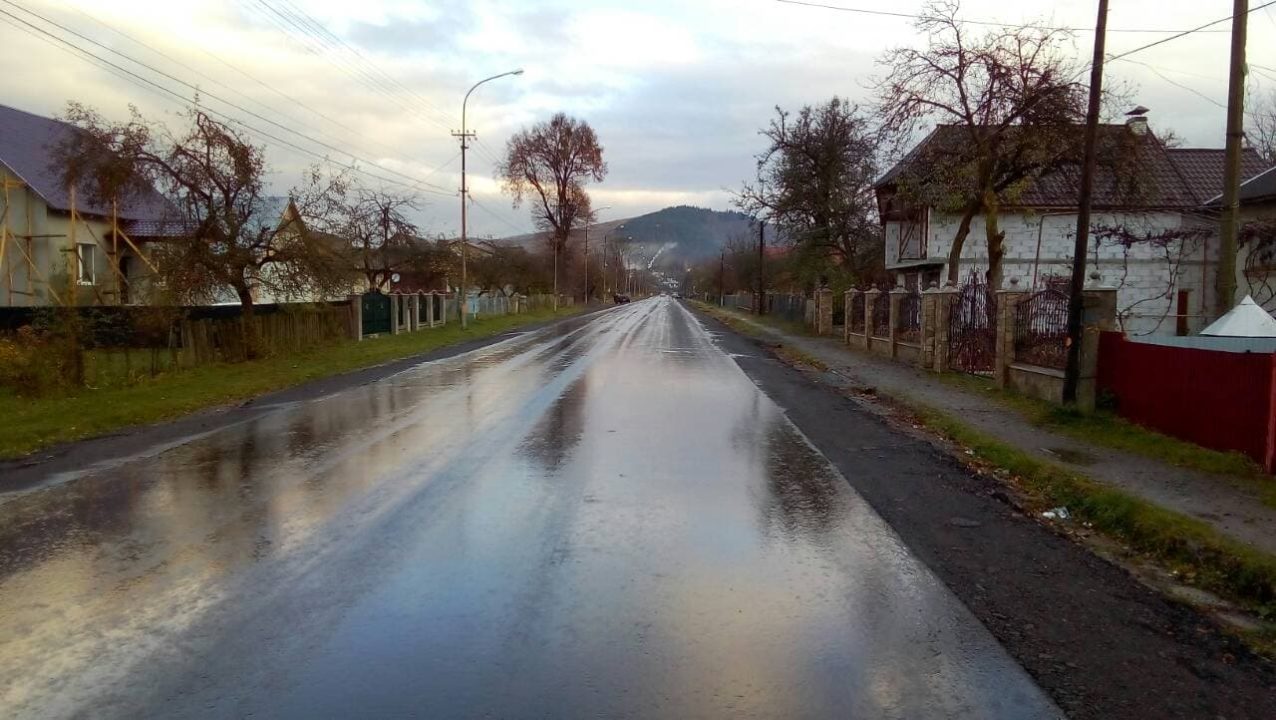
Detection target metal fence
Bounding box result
[849,293,865,333]
[899,290,922,344]
[947,273,997,375]
[1014,288,1070,370]
[766,293,807,323]
[872,291,891,338]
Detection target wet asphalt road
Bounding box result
[0,298,1058,719]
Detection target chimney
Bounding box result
[1125,105,1150,135]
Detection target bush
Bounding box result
[0,325,82,396]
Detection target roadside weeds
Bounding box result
[695,301,1276,654]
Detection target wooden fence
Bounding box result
[179,305,353,365]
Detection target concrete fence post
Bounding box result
[933,286,958,372]
[816,287,834,336]
[843,289,856,345]
[1077,286,1118,412]
[389,294,401,335]
[888,286,907,360]
[920,284,939,369]
[409,294,420,332]
[995,288,1027,388]
[348,293,363,341]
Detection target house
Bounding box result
[1216,166,1276,312]
[0,103,177,307]
[875,115,1272,336]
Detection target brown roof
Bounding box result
[876,123,1273,210]
[1166,148,1269,204]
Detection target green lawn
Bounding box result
[0,308,579,459]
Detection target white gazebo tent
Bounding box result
[1201,295,1276,337]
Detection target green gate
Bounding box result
[361,292,391,336]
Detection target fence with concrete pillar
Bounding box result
[815,287,834,336]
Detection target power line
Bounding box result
[0,0,455,195]
[0,5,454,197]
[773,0,1231,33]
[56,0,417,167]
[469,195,530,237]
[1107,1,1276,63]
[1112,58,1226,109]
[273,0,457,128]
[241,0,455,134]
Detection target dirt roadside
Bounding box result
[697,308,1276,720]
[0,309,606,495]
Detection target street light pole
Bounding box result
[454,68,523,329]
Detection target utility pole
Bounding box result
[756,219,766,315]
[719,248,725,306]
[450,125,473,329]
[1062,0,1109,405]
[1218,0,1249,315]
[454,69,523,329]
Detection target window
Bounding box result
[76,243,96,285]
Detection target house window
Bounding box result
[76,243,95,285]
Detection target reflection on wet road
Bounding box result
[0,298,1057,719]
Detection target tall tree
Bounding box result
[58,104,352,319]
[875,0,1088,288]
[737,98,882,280]
[498,113,607,304]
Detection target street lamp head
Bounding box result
[512,69,525,76]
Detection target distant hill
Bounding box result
[498,206,754,269]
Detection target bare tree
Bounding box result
[737,98,882,280]
[498,113,607,305]
[58,104,352,323]
[1247,85,1276,164]
[875,0,1089,288]
[330,185,421,292]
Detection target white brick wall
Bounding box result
[895,208,1218,336]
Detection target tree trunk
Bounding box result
[983,189,1006,290]
[946,199,981,285]
[236,284,261,361]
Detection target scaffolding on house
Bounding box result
[0,178,160,309]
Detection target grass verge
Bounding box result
[0,308,580,460]
[907,400,1276,613]
[699,301,1273,492]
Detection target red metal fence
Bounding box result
[1097,332,1276,472]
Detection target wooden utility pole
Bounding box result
[756,220,766,315]
[1218,0,1249,315]
[719,248,725,306]
[1063,0,1109,405]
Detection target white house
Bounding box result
[0,103,178,307]
[876,116,1272,336]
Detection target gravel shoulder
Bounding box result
[696,307,1276,720]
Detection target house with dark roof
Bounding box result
[875,114,1272,335]
[0,103,180,307]
[1204,166,1276,312]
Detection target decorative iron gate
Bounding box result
[1014,288,1070,369]
[947,273,997,375]
[361,291,391,336]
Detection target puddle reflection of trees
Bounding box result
[519,375,589,474]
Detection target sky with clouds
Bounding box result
[2,0,1275,237]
